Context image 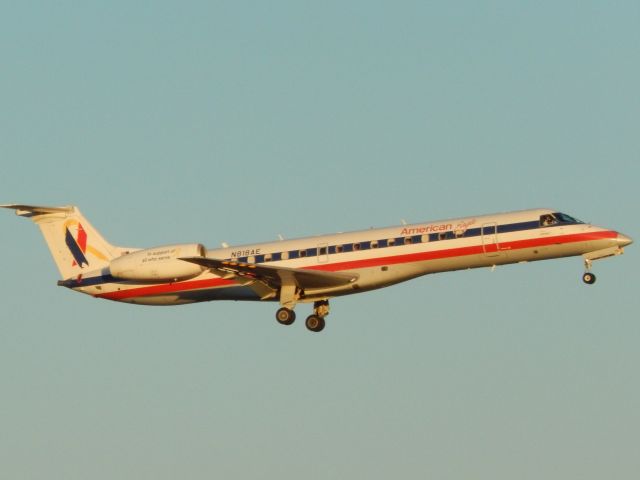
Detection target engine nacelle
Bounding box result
[109,243,206,282]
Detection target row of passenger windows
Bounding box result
[234,230,465,264]
[232,214,581,264]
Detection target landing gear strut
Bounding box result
[582,258,596,285]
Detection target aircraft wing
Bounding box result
[180,257,358,299]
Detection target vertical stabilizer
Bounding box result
[1,204,125,279]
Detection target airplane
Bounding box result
[1,204,632,332]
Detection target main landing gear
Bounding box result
[275,300,330,333]
[276,307,296,325]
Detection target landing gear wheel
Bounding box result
[276,307,296,325]
[305,315,325,333]
[582,272,596,285]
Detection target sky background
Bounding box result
[1,1,639,479]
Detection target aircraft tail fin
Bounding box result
[1,204,127,280]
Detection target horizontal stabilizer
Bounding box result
[1,204,74,217]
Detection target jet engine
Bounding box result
[109,243,206,282]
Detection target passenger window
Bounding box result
[388,239,395,247]
[264,254,272,262]
[353,243,361,251]
[421,235,429,243]
[281,251,289,260]
[404,237,412,245]
[335,245,343,253]
[438,233,447,241]
[371,241,378,249]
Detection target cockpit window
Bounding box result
[540,214,558,227]
[540,212,584,227]
[554,212,583,224]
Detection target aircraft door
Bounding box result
[481,222,501,257]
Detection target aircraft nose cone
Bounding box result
[617,233,633,247]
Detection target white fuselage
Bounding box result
[68,208,629,306]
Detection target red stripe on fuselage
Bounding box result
[96,277,236,301]
[309,230,617,273]
[94,229,617,301]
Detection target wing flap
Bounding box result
[180,257,358,291]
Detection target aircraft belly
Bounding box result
[99,284,261,305]
[349,252,495,287]
[506,240,595,263]
[323,239,598,296]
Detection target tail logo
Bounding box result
[63,220,108,268]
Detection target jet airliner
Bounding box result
[1,204,632,332]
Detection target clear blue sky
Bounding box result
[1,2,638,479]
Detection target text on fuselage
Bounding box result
[231,248,261,258]
[400,223,452,235]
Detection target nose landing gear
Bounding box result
[581,245,628,285]
[582,258,596,285]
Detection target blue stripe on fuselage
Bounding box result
[58,274,116,288]
[58,217,577,290]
